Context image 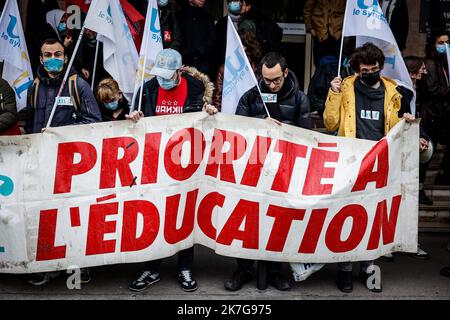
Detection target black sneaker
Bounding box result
[224,269,253,291]
[337,270,353,293]
[80,268,91,284]
[419,190,433,205]
[129,270,160,292]
[178,269,197,292]
[28,272,61,286]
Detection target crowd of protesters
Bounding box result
[0,0,449,293]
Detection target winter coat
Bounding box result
[421,55,450,143]
[236,70,311,129]
[303,0,346,42]
[160,4,183,52]
[22,66,102,133]
[99,97,130,122]
[179,5,216,79]
[0,78,18,132]
[139,66,214,117]
[324,75,403,137]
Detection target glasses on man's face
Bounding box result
[263,76,283,86]
[42,51,64,59]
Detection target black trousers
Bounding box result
[236,258,281,274]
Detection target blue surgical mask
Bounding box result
[157,76,177,90]
[436,44,449,54]
[57,22,67,33]
[158,0,169,7]
[228,1,241,15]
[105,100,119,110]
[43,58,65,73]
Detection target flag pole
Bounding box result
[91,39,100,90]
[337,2,349,77]
[45,26,86,129]
[137,32,150,113]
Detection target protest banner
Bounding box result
[0,113,419,273]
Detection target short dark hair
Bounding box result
[350,42,385,72]
[261,52,287,72]
[404,56,424,74]
[40,38,66,55]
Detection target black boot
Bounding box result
[337,271,353,293]
[224,269,253,291]
[267,272,291,291]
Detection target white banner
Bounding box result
[0,113,419,273]
[222,16,258,114]
[0,0,33,111]
[84,0,139,102]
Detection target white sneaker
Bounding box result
[290,263,324,282]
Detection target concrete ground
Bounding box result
[0,233,449,300]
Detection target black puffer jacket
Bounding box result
[0,77,18,132]
[236,70,311,129]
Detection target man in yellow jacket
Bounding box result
[324,42,415,293]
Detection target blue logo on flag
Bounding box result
[223,47,249,95]
[0,175,14,254]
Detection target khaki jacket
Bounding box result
[303,0,346,42]
[323,75,403,138]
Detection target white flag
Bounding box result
[343,0,415,114]
[131,0,163,110]
[0,0,33,111]
[222,16,258,114]
[84,0,138,101]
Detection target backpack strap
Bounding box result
[68,74,81,112]
[30,78,40,109]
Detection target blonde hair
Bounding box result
[95,78,122,103]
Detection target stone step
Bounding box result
[419,201,450,211]
[419,200,450,230]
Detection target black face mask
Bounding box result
[360,70,381,87]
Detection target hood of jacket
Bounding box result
[180,66,214,104]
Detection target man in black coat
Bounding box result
[236,52,311,129]
[226,52,311,292]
